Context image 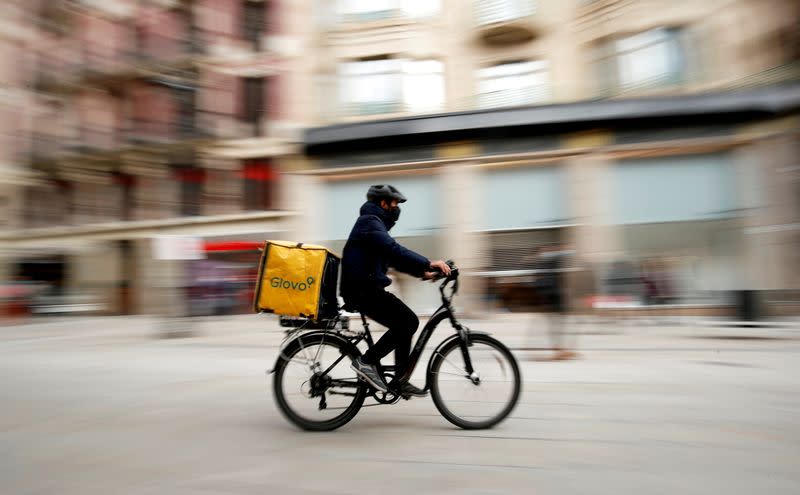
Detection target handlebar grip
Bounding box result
[430,260,459,279]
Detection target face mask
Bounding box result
[388,206,401,222]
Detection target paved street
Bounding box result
[1,314,799,494]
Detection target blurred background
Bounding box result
[1,3,800,493]
[0,0,799,323]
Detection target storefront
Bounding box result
[607,153,742,305]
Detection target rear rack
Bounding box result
[279,315,350,331]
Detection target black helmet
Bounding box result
[367,184,407,203]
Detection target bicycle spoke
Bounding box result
[313,336,326,366]
[436,351,467,375]
[431,370,469,377]
[285,356,313,368]
[296,341,314,367]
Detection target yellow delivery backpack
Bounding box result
[253,240,340,320]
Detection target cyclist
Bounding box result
[342,184,451,397]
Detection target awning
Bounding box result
[305,83,800,153]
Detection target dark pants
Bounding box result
[355,290,419,378]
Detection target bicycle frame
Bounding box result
[343,274,477,390]
[278,269,480,396]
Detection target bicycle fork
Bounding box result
[455,326,480,385]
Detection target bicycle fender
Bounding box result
[424,330,491,390]
[269,330,361,374]
[427,330,491,368]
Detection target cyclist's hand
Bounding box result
[422,271,439,281]
[429,260,452,277]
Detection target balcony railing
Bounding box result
[476,0,536,26]
[137,31,202,63]
[80,128,119,152]
[30,133,66,162]
[475,86,549,109]
[339,8,403,23]
[475,0,540,45]
[348,101,405,116]
[125,118,198,144]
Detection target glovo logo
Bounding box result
[271,276,315,292]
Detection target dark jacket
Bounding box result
[534,251,567,312]
[340,201,430,304]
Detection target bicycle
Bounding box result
[270,261,522,431]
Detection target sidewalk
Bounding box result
[3,312,798,352]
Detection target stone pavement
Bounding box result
[1,314,799,494]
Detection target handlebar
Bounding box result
[431,260,460,304]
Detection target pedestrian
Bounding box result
[533,243,579,361]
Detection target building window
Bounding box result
[338,58,444,116]
[173,85,196,138]
[205,169,241,215]
[339,58,402,116]
[241,77,266,136]
[336,0,440,22]
[173,165,205,216]
[113,173,136,222]
[477,60,549,109]
[597,27,686,95]
[401,0,440,18]
[243,160,277,210]
[403,60,445,114]
[242,0,265,50]
[186,4,203,53]
[25,180,73,227]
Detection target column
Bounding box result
[565,153,621,264]
[440,163,488,316]
[737,136,800,292]
[282,173,324,242]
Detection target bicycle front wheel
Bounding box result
[273,333,367,431]
[429,333,521,429]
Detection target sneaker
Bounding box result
[350,357,388,392]
[396,381,428,398]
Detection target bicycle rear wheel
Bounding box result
[429,333,521,429]
[273,333,367,431]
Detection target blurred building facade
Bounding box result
[1,0,307,316]
[2,0,799,318]
[298,0,800,316]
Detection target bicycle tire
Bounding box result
[428,333,521,430]
[273,333,367,431]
